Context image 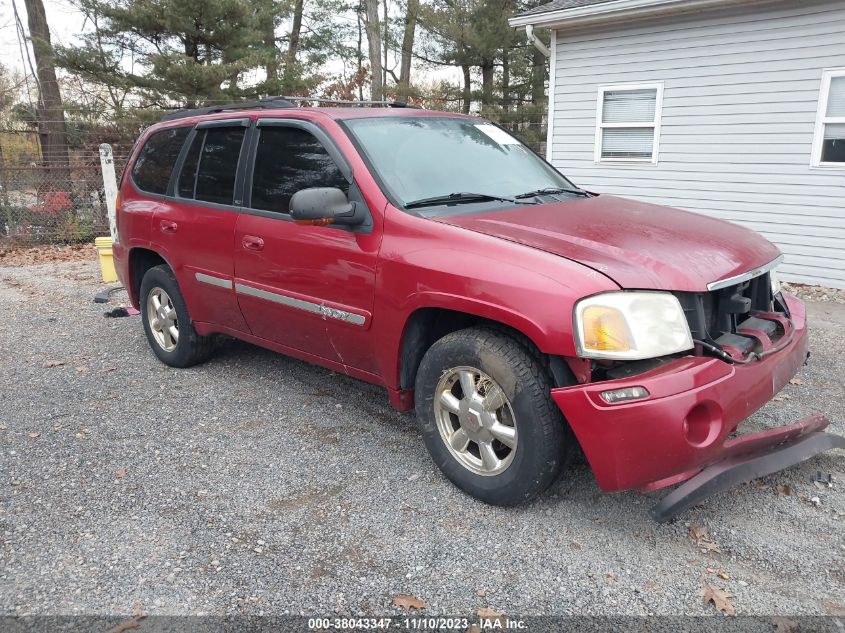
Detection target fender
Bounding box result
[120,241,177,308]
[374,211,620,389]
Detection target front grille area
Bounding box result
[674,272,789,358]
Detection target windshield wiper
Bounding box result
[514,187,589,199]
[404,192,533,209]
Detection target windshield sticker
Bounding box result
[474,124,520,145]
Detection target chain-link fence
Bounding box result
[0,105,545,246]
[0,130,131,246]
[0,159,127,245]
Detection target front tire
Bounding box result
[415,327,571,506]
[139,265,214,368]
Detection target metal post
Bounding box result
[99,143,118,242]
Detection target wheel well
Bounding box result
[398,308,575,391]
[128,248,168,304]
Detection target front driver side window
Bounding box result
[250,126,348,214]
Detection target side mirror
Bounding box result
[289,187,363,226]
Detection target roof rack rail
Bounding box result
[160,97,295,122]
[275,96,413,108]
[160,95,415,121]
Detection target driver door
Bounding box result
[233,119,381,374]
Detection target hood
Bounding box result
[434,195,781,292]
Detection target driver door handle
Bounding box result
[242,235,265,251]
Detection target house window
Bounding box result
[812,68,845,167]
[595,83,663,163]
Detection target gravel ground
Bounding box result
[0,261,843,618]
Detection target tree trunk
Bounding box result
[501,48,509,112]
[23,0,70,186]
[398,0,418,97]
[461,64,471,114]
[264,17,278,84]
[282,0,304,92]
[382,0,388,94]
[531,45,545,104]
[481,60,494,107]
[356,0,364,100]
[364,0,383,100]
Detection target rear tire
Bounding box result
[415,327,571,506]
[139,265,214,368]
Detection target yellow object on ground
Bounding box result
[94,236,118,283]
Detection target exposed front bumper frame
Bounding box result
[651,414,844,522]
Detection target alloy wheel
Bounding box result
[434,366,518,476]
[146,287,179,352]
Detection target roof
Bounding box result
[151,106,475,134]
[516,0,614,18]
[160,98,417,122]
[510,0,753,29]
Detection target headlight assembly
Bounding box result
[770,268,781,296]
[574,291,694,360]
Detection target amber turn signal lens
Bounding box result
[581,305,633,352]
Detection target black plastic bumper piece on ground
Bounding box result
[651,431,845,522]
[94,285,124,303]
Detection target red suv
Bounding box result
[113,98,842,521]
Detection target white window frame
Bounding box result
[594,82,664,165]
[811,67,845,168]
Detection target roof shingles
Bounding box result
[515,0,616,18]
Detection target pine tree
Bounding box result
[56,0,280,106]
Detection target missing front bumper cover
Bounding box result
[651,415,844,522]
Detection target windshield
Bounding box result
[342,116,581,213]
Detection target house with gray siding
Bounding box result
[509,0,845,288]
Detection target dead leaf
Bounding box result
[789,378,803,385]
[392,594,426,611]
[43,360,66,368]
[700,582,736,616]
[115,468,126,478]
[771,616,798,633]
[823,600,845,616]
[0,244,94,267]
[688,525,722,553]
[106,616,146,633]
[570,541,582,550]
[27,431,41,439]
[477,607,505,624]
[776,484,793,497]
[605,573,617,582]
[642,582,658,590]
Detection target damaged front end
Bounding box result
[552,261,843,522]
[674,258,795,365]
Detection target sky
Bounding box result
[2,0,87,74]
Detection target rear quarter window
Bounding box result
[131,127,190,194]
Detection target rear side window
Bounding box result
[250,126,348,214]
[176,126,246,205]
[177,132,204,198]
[194,127,246,205]
[131,127,190,194]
